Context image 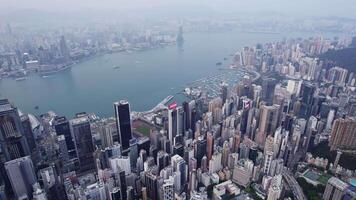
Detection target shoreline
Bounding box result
[0,42,176,80]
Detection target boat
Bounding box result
[39,65,71,76]
[15,77,27,81]
[216,62,222,66]
[34,106,39,110]
[113,65,120,70]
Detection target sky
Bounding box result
[0,0,355,19]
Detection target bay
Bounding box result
[0,31,342,117]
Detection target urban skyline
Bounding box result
[1,1,356,200]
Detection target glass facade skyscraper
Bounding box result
[114,101,132,154]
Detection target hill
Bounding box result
[319,47,356,73]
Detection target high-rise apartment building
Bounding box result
[329,117,356,151]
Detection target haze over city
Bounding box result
[0,1,355,200]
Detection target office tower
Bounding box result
[111,187,121,200]
[161,177,174,200]
[182,101,191,131]
[157,151,169,172]
[54,116,76,159]
[173,143,184,157]
[39,165,63,200]
[137,137,150,156]
[129,139,138,169]
[114,101,133,154]
[117,169,127,200]
[59,35,70,61]
[168,108,178,145]
[70,114,95,172]
[98,122,114,148]
[195,136,207,168]
[249,145,258,164]
[57,135,69,161]
[206,132,214,161]
[305,116,318,150]
[323,177,349,200]
[84,182,107,200]
[329,117,356,151]
[0,99,30,161]
[221,82,228,104]
[299,82,316,118]
[110,156,131,175]
[20,113,36,152]
[5,156,37,199]
[256,104,280,147]
[261,78,277,105]
[176,25,184,47]
[171,155,187,192]
[176,106,184,137]
[144,172,158,200]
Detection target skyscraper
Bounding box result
[171,155,187,192]
[261,78,277,105]
[70,113,95,172]
[299,82,316,118]
[182,101,190,132]
[5,156,37,199]
[110,187,121,200]
[0,99,30,161]
[323,177,349,200]
[329,117,356,151]
[256,104,280,148]
[176,25,184,47]
[168,108,178,145]
[161,176,174,200]
[114,101,133,154]
[54,116,76,159]
[195,136,207,168]
[206,132,214,161]
[59,35,70,61]
[20,113,36,153]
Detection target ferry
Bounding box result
[15,77,27,81]
[39,65,71,76]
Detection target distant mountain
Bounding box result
[319,39,356,73]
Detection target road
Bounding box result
[282,171,307,200]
